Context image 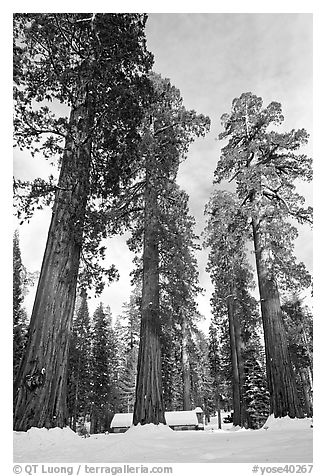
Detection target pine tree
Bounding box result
[190,330,215,421]
[204,190,272,429]
[90,303,119,433]
[114,287,141,413]
[237,269,270,428]
[204,191,252,427]
[208,318,233,428]
[242,344,270,429]
[159,185,204,411]
[161,332,184,411]
[67,291,92,432]
[13,230,28,381]
[208,310,233,415]
[282,296,313,416]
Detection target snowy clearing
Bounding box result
[13,416,312,463]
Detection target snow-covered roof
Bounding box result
[166,411,198,426]
[111,413,133,427]
[111,411,199,428]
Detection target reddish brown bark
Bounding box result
[13,92,93,431]
[252,217,304,418]
[133,153,166,426]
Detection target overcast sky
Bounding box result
[14,13,313,331]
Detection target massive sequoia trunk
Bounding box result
[133,153,166,426]
[252,218,304,418]
[13,89,93,431]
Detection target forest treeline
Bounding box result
[13,13,313,433]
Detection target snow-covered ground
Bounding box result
[13,415,312,463]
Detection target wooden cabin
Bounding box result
[110,408,204,433]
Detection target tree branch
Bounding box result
[153,122,182,137]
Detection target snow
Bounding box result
[165,410,198,426]
[125,423,173,435]
[111,412,133,428]
[13,416,313,463]
[18,426,79,443]
[262,414,313,431]
[111,411,199,428]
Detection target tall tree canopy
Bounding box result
[204,190,261,427]
[214,92,312,418]
[13,13,153,431]
[127,73,210,425]
[159,185,204,411]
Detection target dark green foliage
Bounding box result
[13,13,154,293]
[214,92,312,291]
[13,13,154,431]
[90,303,119,433]
[125,100,209,416]
[208,296,270,429]
[204,189,270,428]
[238,282,270,427]
[282,296,313,370]
[67,292,92,431]
[208,308,232,385]
[242,345,270,429]
[210,92,312,418]
[208,319,232,418]
[130,73,210,424]
[204,190,256,427]
[117,351,138,414]
[190,330,215,419]
[114,287,141,413]
[13,230,28,380]
[159,185,204,411]
[161,332,184,410]
[282,296,313,416]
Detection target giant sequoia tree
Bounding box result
[131,74,210,425]
[13,13,152,431]
[214,92,312,418]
